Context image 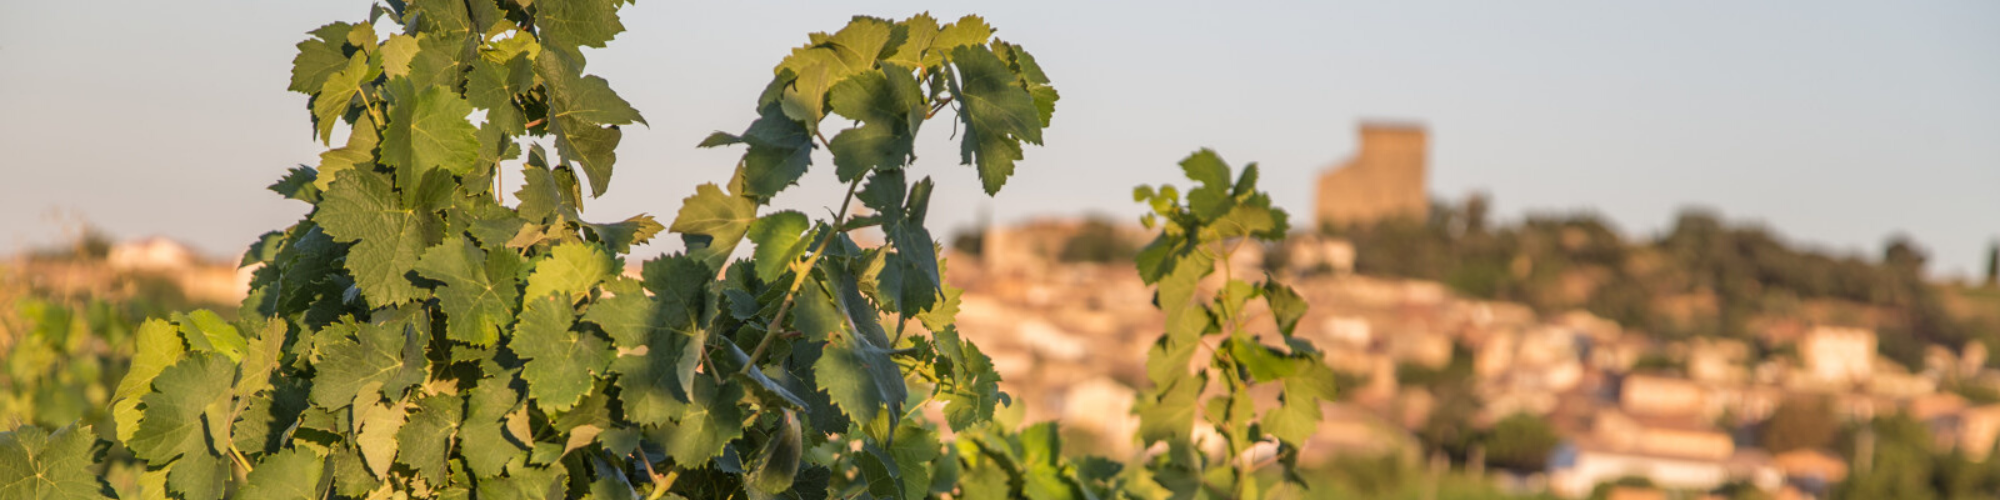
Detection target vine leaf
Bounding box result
[1264,362,1339,447]
[583,214,665,255]
[316,168,433,308]
[381,85,482,179]
[239,448,327,500]
[524,241,614,302]
[704,102,815,201]
[315,112,380,191]
[112,319,186,443]
[609,257,711,425]
[396,393,466,485]
[826,64,924,181]
[650,376,745,466]
[814,337,904,434]
[775,17,893,128]
[176,310,247,362]
[417,236,525,347]
[290,22,361,94]
[537,51,645,196]
[126,353,234,474]
[534,0,627,65]
[948,45,1044,195]
[513,294,614,412]
[309,320,417,410]
[749,210,813,282]
[934,327,1003,432]
[355,397,408,478]
[670,183,758,271]
[460,381,529,479]
[0,424,116,500]
[1136,374,1204,446]
[310,52,375,145]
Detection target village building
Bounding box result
[1315,123,1429,230]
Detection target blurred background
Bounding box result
[2,1,1997,499]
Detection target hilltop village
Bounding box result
[943,124,2000,499]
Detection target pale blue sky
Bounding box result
[3,1,1996,277]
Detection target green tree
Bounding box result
[1483,413,1560,472]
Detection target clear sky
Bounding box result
[3,1,1996,277]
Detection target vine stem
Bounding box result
[737,174,865,376]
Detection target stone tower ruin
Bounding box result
[1315,123,1429,229]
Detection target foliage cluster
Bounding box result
[1833,414,2000,500]
[0,2,1356,499]
[0,0,1093,497]
[1129,151,1339,498]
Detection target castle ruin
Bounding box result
[1315,123,1429,229]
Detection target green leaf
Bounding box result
[269,166,323,203]
[0,424,116,500]
[826,64,924,181]
[314,111,380,191]
[814,337,905,432]
[747,409,804,500]
[309,320,417,409]
[165,450,230,500]
[396,394,465,484]
[933,16,993,55]
[127,353,235,464]
[581,280,659,349]
[536,51,645,196]
[405,32,470,91]
[311,51,375,145]
[233,318,290,401]
[883,14,938,68]
[409,0,472,36]
[670,183,757,271]
[381,85,482,178]
[583,214,664,254]
[609,257,709,425]
[416,236,525,346]
[748,211,813,282]
[948,45,1043,194]
[774,17,893,127]
[1178,149,1233,221]
[1136,373,1203,446]
[994,42,1059,128]
[475,463,567,500]
[316,168,435,308]
[534,0,626,64]
[467,53,534,134]
[934,328,1002,432]
[176,310,247,362]
[239,448,326,500]
[537,51,645,127]
[290,22,360,94]
[650,376,745,466]
[889,424,943,500]
[354,397,408,478]
[728,103,815,201]
[460,381,529,479]
[1226,337,1296,383]
[512,294,614,412]
[524,241,614,302]
[113,319,185,443]
[515,159,577,225]
[1264,281,1307,337]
